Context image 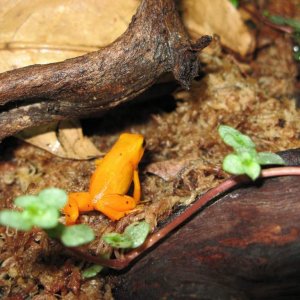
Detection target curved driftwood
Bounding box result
[113,149,300,299]
[0,0,211,140]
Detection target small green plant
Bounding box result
[82,264,104,279]
[264,12,300,32]
[0,188,94,247]
[81,221,151,277]
[230,0,239,8]
[103,221,150,249]
[218,125,285,180]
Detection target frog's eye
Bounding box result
[142,140,146,148]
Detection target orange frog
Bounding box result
[63,133,145,224]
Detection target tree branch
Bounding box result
[0,0,211,140]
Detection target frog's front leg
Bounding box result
[63,192,93,225]
[94,194,137,221]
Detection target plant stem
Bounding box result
[68,166,300,270]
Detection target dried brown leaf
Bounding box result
[146,158,194,181]
[16,120,103,160]
[181,0,255,56]
[0,0,139,72]
[0,0,255,72]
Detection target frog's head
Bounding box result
[119,133,145,167]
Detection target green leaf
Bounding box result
[46,223,95,247]
[0,210,33,230]
[124,221,150,248]
[103,221,150,249]
[30,207,59,229]
[15,195,39,208]
[82,264,104,279]
[223,151,261,180]
[38,188,67,209]
[218,125,256,150]
[266,13,300,31]
[238,149,257,163]
[257,152,286,165]
[236,147,257,158]
[61,224,95,247]
[223,153,261,181]
[230,0,239,8]
[102,233,133,249]
[222,154,245,175]
[243,161,261,181]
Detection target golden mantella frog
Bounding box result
[63,133,145,224]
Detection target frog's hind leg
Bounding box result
[94,194,137,221]
[63,192,92,225]
[70,192,93,212]
[133,169,141,203]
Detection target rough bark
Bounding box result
[0,0,211,140]
[112,149,300,299]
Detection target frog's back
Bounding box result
[89,133,144,199]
